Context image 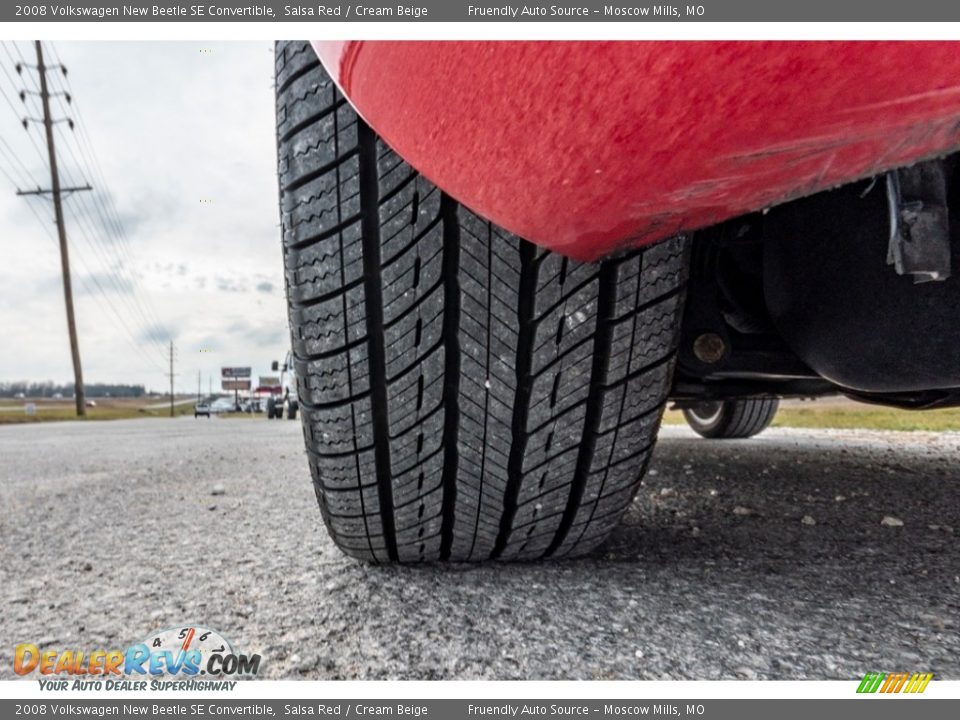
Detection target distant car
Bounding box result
[210,397,237,414]
[194,402,211,418]
[85,400,97,408]
[240,398,264,413]
[14,392,25,399]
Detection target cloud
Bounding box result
[76,271,134,295]
[140,324,177,344]
[216,276,248,293]
[193,334,224,353]
[152,261,191,278]
[224,318,285,348]
[214,274,283,295]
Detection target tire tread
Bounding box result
[276,42,689,562]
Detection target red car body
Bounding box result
[314,41,960,261]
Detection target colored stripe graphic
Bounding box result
[857,672,932,693]
[911,673,933,693]
[857,672,886,693]
[882,672,901,693]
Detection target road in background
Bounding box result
[0,419,957,679]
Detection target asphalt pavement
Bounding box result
[1,417,958,680]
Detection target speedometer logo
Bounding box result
[145,626,231,676]
[140,626,258,677]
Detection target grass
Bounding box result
[662,403,960,432]
[4,396,959,431]
[0,397,197,424]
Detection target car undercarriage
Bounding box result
[673,153,960,412]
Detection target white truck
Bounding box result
[266,352,299,420]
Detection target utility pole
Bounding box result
[16,42,91,417]
[197,370,201,403]
[168,340,175,417]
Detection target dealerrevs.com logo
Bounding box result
[15,626,261,690]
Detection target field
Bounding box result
[3,396,960,431]
[662,398,960,432]
[0,396,197,424]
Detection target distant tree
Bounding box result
[0,382,145,398]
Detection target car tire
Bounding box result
[287,403,298,421]
[275,41,690,562]
[682,398,779,439]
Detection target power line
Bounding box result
[13,191,170,376]
[51,148,170,359]
[0,154,170,376]
[0,137,38,188]
[0,44,61,175]
[0,85,48,170]
[15,41,88,416]
[3,41,40,93]
[47,74,147,273]
[0,157,25,189]
[3,42,177,383]
[44,44,134,253]
[51,125,170,361]
[43,42,171,347]
[34,144,170,369]
[4,42,170,392]
[13,41,171,366]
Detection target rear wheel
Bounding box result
[275,41,690,562]
[682,398,779,439]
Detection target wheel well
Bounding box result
[672,153,960,411]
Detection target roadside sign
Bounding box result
[24,403,36,415]
[221,367,251,378]
[222,379,251,391]
[259,376,280,387]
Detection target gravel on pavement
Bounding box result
[1,418,957,680]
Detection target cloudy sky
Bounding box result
[0,41,285,392]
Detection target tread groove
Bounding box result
[563,256,649,554]
[279,98,349,144]
[439,193,461,561]
[278,56,323,94]
[358,120,398,562]
[543,263,617,558]
[491,241,537,560]
[282,147,359,195]
[467,220,495,561]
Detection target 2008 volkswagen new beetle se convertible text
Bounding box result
[274,41,960,563]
